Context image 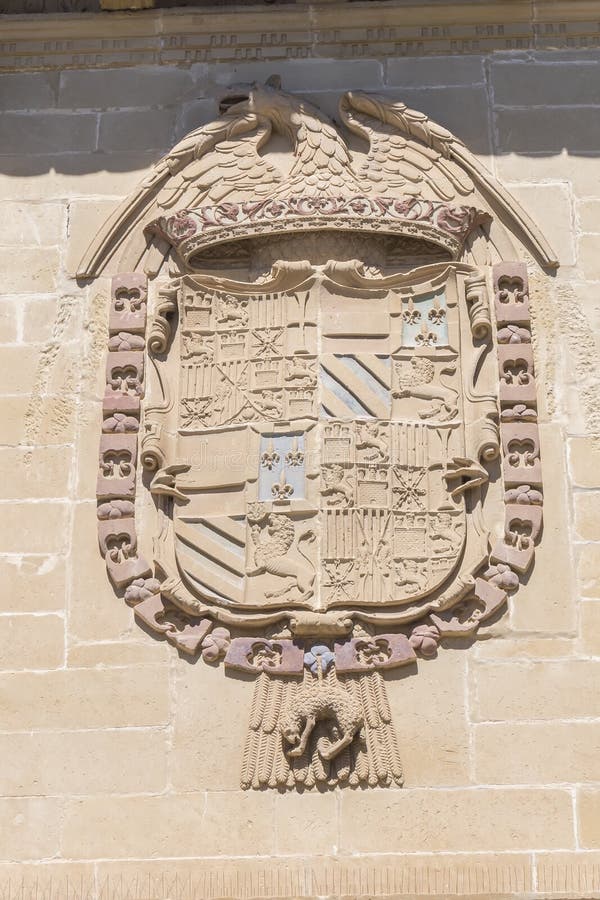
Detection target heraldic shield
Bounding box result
[85,82,551,790]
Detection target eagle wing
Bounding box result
[78,111,284,277]
[340,91,474,202]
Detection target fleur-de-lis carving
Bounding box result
[402,296,421,324]
[261,438,280,471]
[271,467,294,500]
[428,295,446,325]
[414,322,438,346]
[285,436,304,467]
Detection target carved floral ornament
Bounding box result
[82,82,554,791]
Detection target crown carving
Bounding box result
[147,196,488,264]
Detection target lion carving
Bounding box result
[248,511,316,602]
[393,357,458,421]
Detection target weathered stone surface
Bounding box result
[0,728,167,796]
[577,544,600,598]
[573,491,600,540]
[340,788,573,852]
[0,555,66,613]
[0,201,64,246]
[0,448,72,499]
[0,248,59,293]
[98,109,175,152]
[474,661,600,721]
[495,108,600,153]
[578,789,600,848]
[569,436,600,488]
[386,55,484,87]
[0,667,169,730]
[492,61,600,105]
[0,614,64,671]
[474,722,600,783]
[0,501,69,554]
[62,792,275,858]
[0,798,63,861]
[0,113,97,154]
[0,299,17,343]
[0,72,58,110]
[59,66,193,109]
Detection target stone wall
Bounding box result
[1,5,600,897]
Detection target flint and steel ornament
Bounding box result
[83,82,554,791]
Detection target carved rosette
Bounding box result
[90,84,553,791]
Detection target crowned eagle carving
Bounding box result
[79,80,557,277]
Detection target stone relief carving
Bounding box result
[88,83,551,791]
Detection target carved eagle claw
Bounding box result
[150,464,191,503]
[443,456,489,499]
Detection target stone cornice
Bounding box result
[1,0,600,71]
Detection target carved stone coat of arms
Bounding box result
[82,81,553,790]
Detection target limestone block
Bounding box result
[178,99,219,139]
[0,247,59,294]
[577,199,600,233]
[0,299,16,343]
[0,798,63,861]
[492,61,600,105]
[495,108,600,153]
[275,792,338,856]
[508,184,575,267]
[208,58,384,92]
[0,614,64,671]
[0,151,160,202]
[569,436,600,488]
[496,153,600,200]
[66,199,121,277]
[61,792,274,858]
[474,660,600,721]
[68,638,170,667]
[574,491,600,540]
[474,722,600,783]
[386,649,470,786]
[386,55,484,87]
[0,555,65,613]
[0,72,58,110]
[577,544,600,598]
[0,501,69,554]
[59,66,194,110]
[0,666,169,730]
[0,448,72,500]
[340,788,574,852]
[171,657,252,791]
[578,234,600,280]
[0,395,76,447]
[578,789,600,848]
[0,113,97,155]
[22,296,81,343]
[0,201,65,246]
[98,109,176,153]
[0,729,167,796]
[580,601,600,656]
[474,637,574,660]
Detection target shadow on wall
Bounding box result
[1,53,600,176]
